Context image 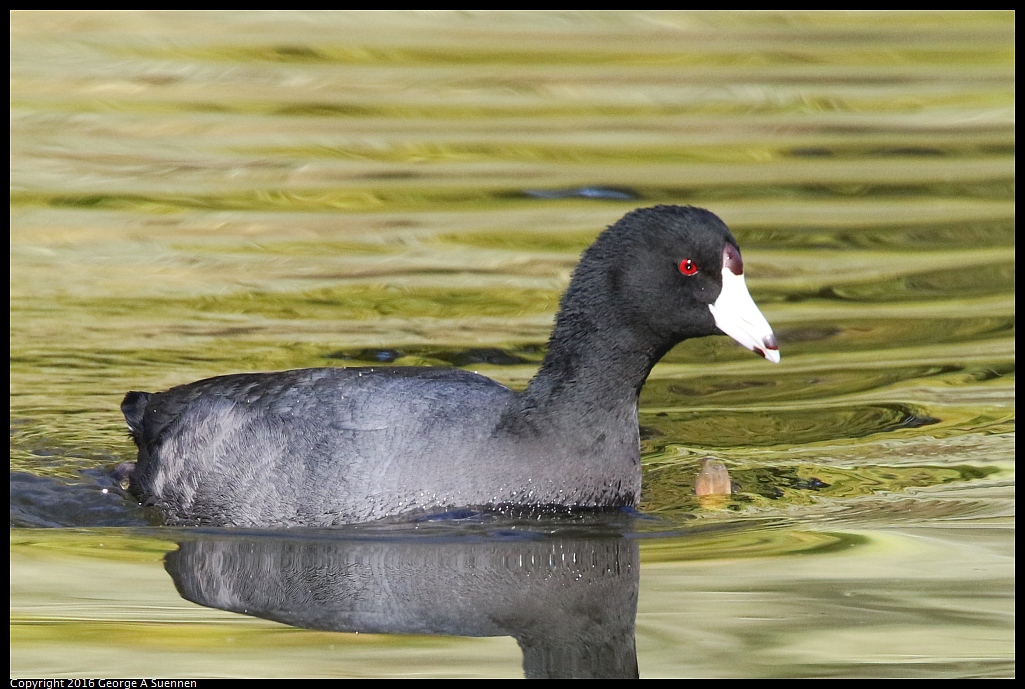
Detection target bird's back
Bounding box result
[125,367,519,526]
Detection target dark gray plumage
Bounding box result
[122,206,779,526]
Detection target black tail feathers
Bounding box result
[121,391,152,446]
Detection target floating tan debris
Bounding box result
[695,458,732,496]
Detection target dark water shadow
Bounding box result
[166,525,643,678]
[9,469,157,528]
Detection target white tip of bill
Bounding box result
[709,267,780,364]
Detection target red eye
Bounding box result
[678,259,699,276]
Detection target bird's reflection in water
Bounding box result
[165,521,640,678]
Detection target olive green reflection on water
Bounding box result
[645,361,1015,405]
[242,138,1016,166]
[10,174,1015,214]
[60,284,559,322]
[731,216,1015,250]
[641,403,1012,449]
[641,460,1000,515]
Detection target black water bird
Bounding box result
[121,206,779,527]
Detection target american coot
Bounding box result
[121,205,779,527]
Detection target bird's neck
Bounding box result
[518,302,672,428]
